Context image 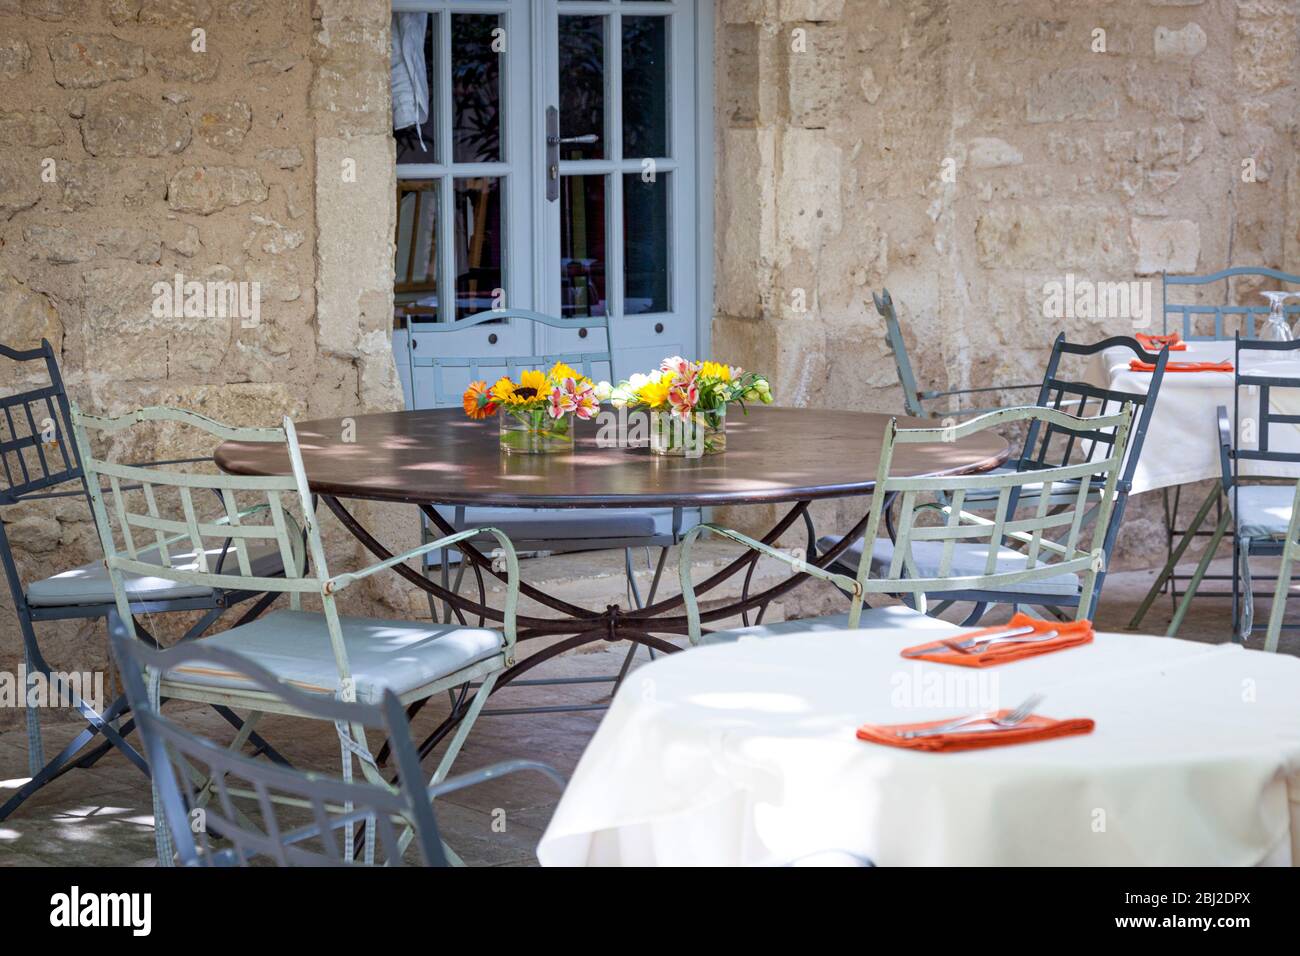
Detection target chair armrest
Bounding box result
[678,523,862,645]
[323,527,520,649]
[426,759,565,802]
[1217,404,1233,493]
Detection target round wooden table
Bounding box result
[216,406,1008,751]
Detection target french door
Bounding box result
[393,0,702,382]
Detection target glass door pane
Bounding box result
[546,2,693,378]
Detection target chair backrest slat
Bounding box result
[0,340,84,506]
[1230,336,1300,484]
[404,308,616,410]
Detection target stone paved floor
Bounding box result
[1,555,1295,867]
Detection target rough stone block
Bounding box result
[0,274,61,352]
[138,0,212,26]
[966,137,1023,169]
[777,129,841,255]
[0,160,39,221]
[787,24,843,128]
[21,0,70,21]
[97,227,162,264]
[147,44,221,83]
[0,38,31,80]
[80,91,191,157]
[1154,22,1207,57]
[24,224,97,263]
[1027,67,1120,123]
[166,165,268,214]
[194,100,252,151]
[48,33,145,89]
[256,146,303,169]
[1131,219,1200,274]
[0,109,63,147]
[779,0,844,20]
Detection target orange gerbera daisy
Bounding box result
[462,380,497,419]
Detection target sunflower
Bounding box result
[462,381,496,419]
[492,368,548,407]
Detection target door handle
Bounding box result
[546,106,560,202]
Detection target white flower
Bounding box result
[594,380,614,402]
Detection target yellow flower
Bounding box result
[492,368,548,406]
[699,361,733,382]
[636,378,672,408]
[546,361,591,388]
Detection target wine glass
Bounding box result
[1259,291,1300,342]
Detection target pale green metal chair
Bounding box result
[877,289,1039,419]
[678,405,1132,644]
[69,404,521,864]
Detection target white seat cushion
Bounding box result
[698,605,952,645]
[26,541,287,609]
[818,535,1080,598]
[443,506,687,543]
[1234,485,1295,540]
[164,609,505,704]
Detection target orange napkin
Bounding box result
[856,711,1095,752]
[1135,332,1187,352]
[899,612,1093,668]
[1129,359,1232,373]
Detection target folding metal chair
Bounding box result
[70,402,526,864]
[876,288,1040,419]
[678,405,1133,644]
[110,631,563,867]
[0,340,287,821]
[1166,335,1300,648]
[823,335,1164,624]
[1138,266,1300,621]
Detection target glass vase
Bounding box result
[498,408,574,455]
[649,406,726,458]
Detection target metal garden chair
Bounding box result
[110,630,562,866]
[1136,266,1300,624]
[0,340,289,821]
[876,288,1040,419]
[69,403,523,864]
[393,308,700,700]
[678,405,1132,644]
[1165,336,1300,648]
[822,335,1163,624]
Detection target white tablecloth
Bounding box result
[537,610,1300,866]
[1086,340,1300,494]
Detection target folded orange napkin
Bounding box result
[1135,332,1187,352]
[899,612,1093,668]
[856,711,1095,752]
[1129,359,1233,373]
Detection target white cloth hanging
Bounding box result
[391,13,429,136]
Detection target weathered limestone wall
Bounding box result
[0,0,403,728]
[714,0,1300,566]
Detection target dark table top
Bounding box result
[214,406,1011,508]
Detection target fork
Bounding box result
[940,630,1059,655]
[898,693,1046,739]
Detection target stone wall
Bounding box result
[0,0,403,728]
[713,0,1300,566]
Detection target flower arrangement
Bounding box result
[599,357,773,456]
[463,362,598,454]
